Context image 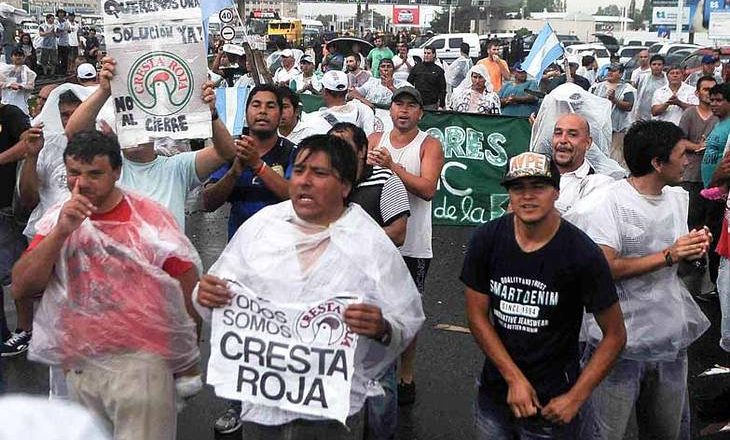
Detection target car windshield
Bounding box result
[621,48,643,57]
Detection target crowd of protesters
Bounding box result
[0,25,727,440]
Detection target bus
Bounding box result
[267,19,303,47]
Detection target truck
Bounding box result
[267,19,303,47]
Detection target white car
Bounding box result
[647,42,701,56]
[409,33,480,65]
[618,46,647,64]
[563,43,611,68]
[397,10,414,23]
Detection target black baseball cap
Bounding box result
[392,86,423,107]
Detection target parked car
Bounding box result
[623,38,658,47]
[593,33,620,54]
[680,46,730,80]
[557,34,582,47]
[409,33,480,65]
[647,42,701,56]
[564,43,611,68]
[618,45,647,64]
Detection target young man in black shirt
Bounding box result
[461,152,625,438]
[407,46,446,110]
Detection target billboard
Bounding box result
[393,6,420,26]
[652,6,691,25]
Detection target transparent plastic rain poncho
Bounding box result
[565,181,710,361]
[201,201,425,425]
[31,83,116,136]
[530,82,627,179]
[449,65,501,114]
[445,55,473,89]
[28,192,202,373]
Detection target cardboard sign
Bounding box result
[207,283,360,424]
[102,0,211,147]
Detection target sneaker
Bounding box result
[213,403,242,434]
[398,381,416,406]
[0,330,31,357]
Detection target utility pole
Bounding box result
[237,0,245,23]
[674,0,684,42]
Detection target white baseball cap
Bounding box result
[322,70,348,91]
[281,49,293,58]
[77,63,97,80]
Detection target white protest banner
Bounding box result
[207,282,360,424]
[102,0,211,147]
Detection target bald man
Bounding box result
[551,114,616,214]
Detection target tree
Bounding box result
[595,4,622,15]
[430,5,481,33]
[524,0,560,15]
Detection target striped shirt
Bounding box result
[350,166,410,226]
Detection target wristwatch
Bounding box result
[377,320,392,346]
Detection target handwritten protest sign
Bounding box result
[102,0,211,147]
[207,282,360,424]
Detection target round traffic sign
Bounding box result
[220,25,236,42]
[219,8,235,24]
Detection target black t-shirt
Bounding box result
[460,214,617,404]
[0,104,30,208]
[220,66,246,87]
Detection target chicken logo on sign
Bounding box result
[128,51,194,117]
[295,298,356,347]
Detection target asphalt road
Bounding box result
[2,191,730,439]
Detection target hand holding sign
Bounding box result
[99,57,117,94]
[344,303,387,339]
[197,274,233,308]
[201,80,217,112]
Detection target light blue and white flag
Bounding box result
[521,23,564,80]
[215,86,250,136]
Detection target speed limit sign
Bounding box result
[219,8,235,23]
[220,25,236,42]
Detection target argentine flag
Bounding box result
[521,24,564,80]
[215,87,250,137]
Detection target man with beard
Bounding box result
[350,58,412,108]
[407,46,446,110]
[367,86,444,405]
[366,35,394,79]
[551,114,615,214]
[345,54,371,89]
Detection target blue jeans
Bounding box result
[474,384,580,440]
[579,346,689,440]
[366,364,398,440]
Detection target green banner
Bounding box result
[299,94,531,226]
[420,112,530,226]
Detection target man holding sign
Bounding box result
[197,134,424,438]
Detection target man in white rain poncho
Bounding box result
[449,64,501,114]
[633,54,667,122]
[197,134,424,439]
[566,120,711,439]
[590,64,636,167]
[531,82,627,179]
[0,47,36,115]
[11,130,202,440]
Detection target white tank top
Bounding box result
[377,130,432,258]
